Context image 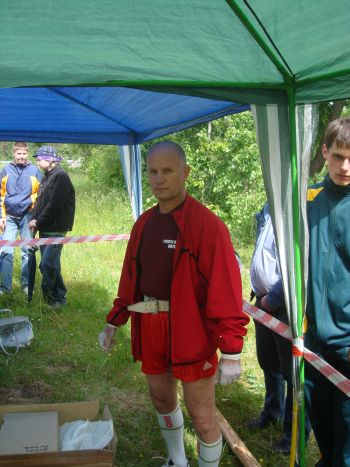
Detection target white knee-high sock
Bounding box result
[156,405,188,466]
[197,435,222,467]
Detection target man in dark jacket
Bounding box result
[0,142,42,295]
[305,118,350,467]
[28,146,75,308]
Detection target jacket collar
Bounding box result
[324,174,350,197]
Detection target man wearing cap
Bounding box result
[99,141,249,467]
[0,142,42,295]
[28,145,75,308]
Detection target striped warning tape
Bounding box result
[0,233,130,248]
[243,301,350,398]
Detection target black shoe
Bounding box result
[271,437,291,455]
[247,413,278,430]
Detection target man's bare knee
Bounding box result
[146,373,178,413]
[188,410,219,441]
[183,377,220,442]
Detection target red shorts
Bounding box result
[139,312,218,383]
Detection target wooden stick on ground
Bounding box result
[217,409,261,467]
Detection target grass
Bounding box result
[0,173,319,466]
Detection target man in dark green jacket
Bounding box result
[305,118,350,467]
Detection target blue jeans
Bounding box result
[0,214,31,292]
[39,232,67,305]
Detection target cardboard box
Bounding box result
[0,401,117,467]
[0,411,59,455]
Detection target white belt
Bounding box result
[127,297,169,314]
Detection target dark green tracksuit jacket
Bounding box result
[305,175,350,467]
[306,174,350,360]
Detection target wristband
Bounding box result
[221,353,241,361]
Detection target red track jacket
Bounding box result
[107,194,249,366]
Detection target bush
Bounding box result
[83,145,125,191]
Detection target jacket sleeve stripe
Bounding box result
[1,175,8,217]
[30,176,41,209]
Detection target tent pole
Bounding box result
[287,85,306,467]
[225,0,293,83]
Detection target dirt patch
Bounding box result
[0,380,53,404]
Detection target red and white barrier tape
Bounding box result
[0,234,130,248]
[243,301,350,397]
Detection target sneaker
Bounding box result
[22,286,29,296]
[247,413,278,430]
[271,437,291,455]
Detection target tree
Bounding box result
[309,100,348,177]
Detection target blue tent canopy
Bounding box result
[0,87,249,145]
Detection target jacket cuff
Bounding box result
[221,352,241,360]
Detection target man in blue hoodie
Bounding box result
[0,142,42,295]
[305,118,350,467]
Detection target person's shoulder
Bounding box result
[184,195,228,231]
[133,205,157,225]
[23,162,40,173]
[53,167,72,180]
[185,195,216,217]
[307,179,325,202]
[129,205,157,237]
[0,162,13,173]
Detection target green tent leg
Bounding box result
[287,85,306,467]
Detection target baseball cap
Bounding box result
[34,146,62,162]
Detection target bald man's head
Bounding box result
[146,141,190,213]
[146,141,187,165]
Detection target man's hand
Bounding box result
[99,324,117,352]
[28,219,37,232]
[215,358,241,385]
[0,218,6,232]
[260,294,271,311]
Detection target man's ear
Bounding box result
[322,143,328,161]
[184,164,190,180]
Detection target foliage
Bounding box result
[0,142,13,160]
[55,144,126,191]
[82,145,125,190]
[309,100,349,176]
[142,112,265,246]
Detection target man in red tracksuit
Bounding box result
[100,141,249,467]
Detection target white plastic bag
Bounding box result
[60,419,114,451]
[0,309,34,356]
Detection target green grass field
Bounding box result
[0,173,319,466]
